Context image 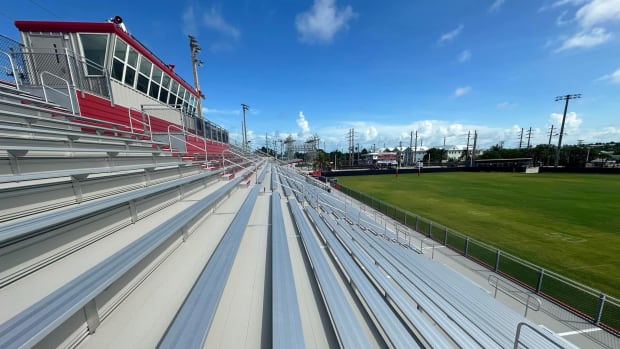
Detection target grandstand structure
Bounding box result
[1,17,617,349]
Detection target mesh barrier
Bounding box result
[498,254,540,290]
[0,34,25,86]
[467,239,497,268]
[337,183,620,342]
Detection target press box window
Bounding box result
[79,33,108,76]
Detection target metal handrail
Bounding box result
[489,275,541,317]
[40,71,76,114]
[166,124,207,166]
[513,322,566,349]
[128,107,152,139]
[1,50,20,90]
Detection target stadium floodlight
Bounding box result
[554,94,581,167]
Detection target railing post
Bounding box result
[536,268,545,294]
[415,216,419,231]
[429,221,433,238]
[595,293,606,325]
[464,237,470,256]
[444,227,448,246]
[495,250,501,272]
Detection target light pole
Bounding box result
[241,103,249,151]
[188,35,204,119]
[554,94,581,167]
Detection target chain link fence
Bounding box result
[337,183,619,347]
[0,34,26,87]
[0,37,109,101]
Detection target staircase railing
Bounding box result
[128,107,152,139]
[40,71,76,114]
[1,50,20,89]
[489,274,541,318]
[513,322,566,349]
[166,124,207,166]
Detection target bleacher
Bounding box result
[0,83,599,348]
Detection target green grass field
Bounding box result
[338,172,620,299]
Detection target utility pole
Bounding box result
[548,124,555,146]
[471,130,478,167]
[554,94,581,167]
[414,131,418,165]
[241,103,249,151]
[188,35,204,119]
[409,131,413,166]
[465,131,471,165]
[518,128,524,149]
[526,127,532,148]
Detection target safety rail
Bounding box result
[489,274,541,318]
[128,107,152,139]
[166,124,207,164]
[40,71,76,115]
[513,322,570,349]
[1,50,20,90]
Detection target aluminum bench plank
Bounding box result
[271,192,306,349]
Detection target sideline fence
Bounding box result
[337,183,619,347]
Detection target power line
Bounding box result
[29,0,61,19]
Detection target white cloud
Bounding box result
[454,86,472,97]
[575,0,620,28]
[203,107,240,115]
[550,112,583,134]
[280,115,620,151]
[364,126,378,141]
[182,6,198,35]
[457,50,472,63]
[556,27,612,51]
[597,67,620,83]
[489,0,506,13]
[202,6,240,40]
[297,111,310,134]
[295,0,356,44]
[438,25,464,45]
[497,101,518,109]
[539,0,589,12]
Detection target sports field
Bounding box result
[338,172,620,298]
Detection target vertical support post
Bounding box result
[536,268,545,294]
[128,200,138,223]
[429,221,433,238]
[83,299,100,334]
[415,216,419,231]
[595,294,606,325]
[464,237,470,256]
[495,250,501,272]
[444,227,448,246]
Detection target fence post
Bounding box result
[415,216,419,231]
[495,250,501,272]
[536,268,545,294]
[429,221,433,238]
[464,237,470,256]
[595,294,606,325]
[444,227,448,246]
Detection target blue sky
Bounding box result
[1,0,619,151]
